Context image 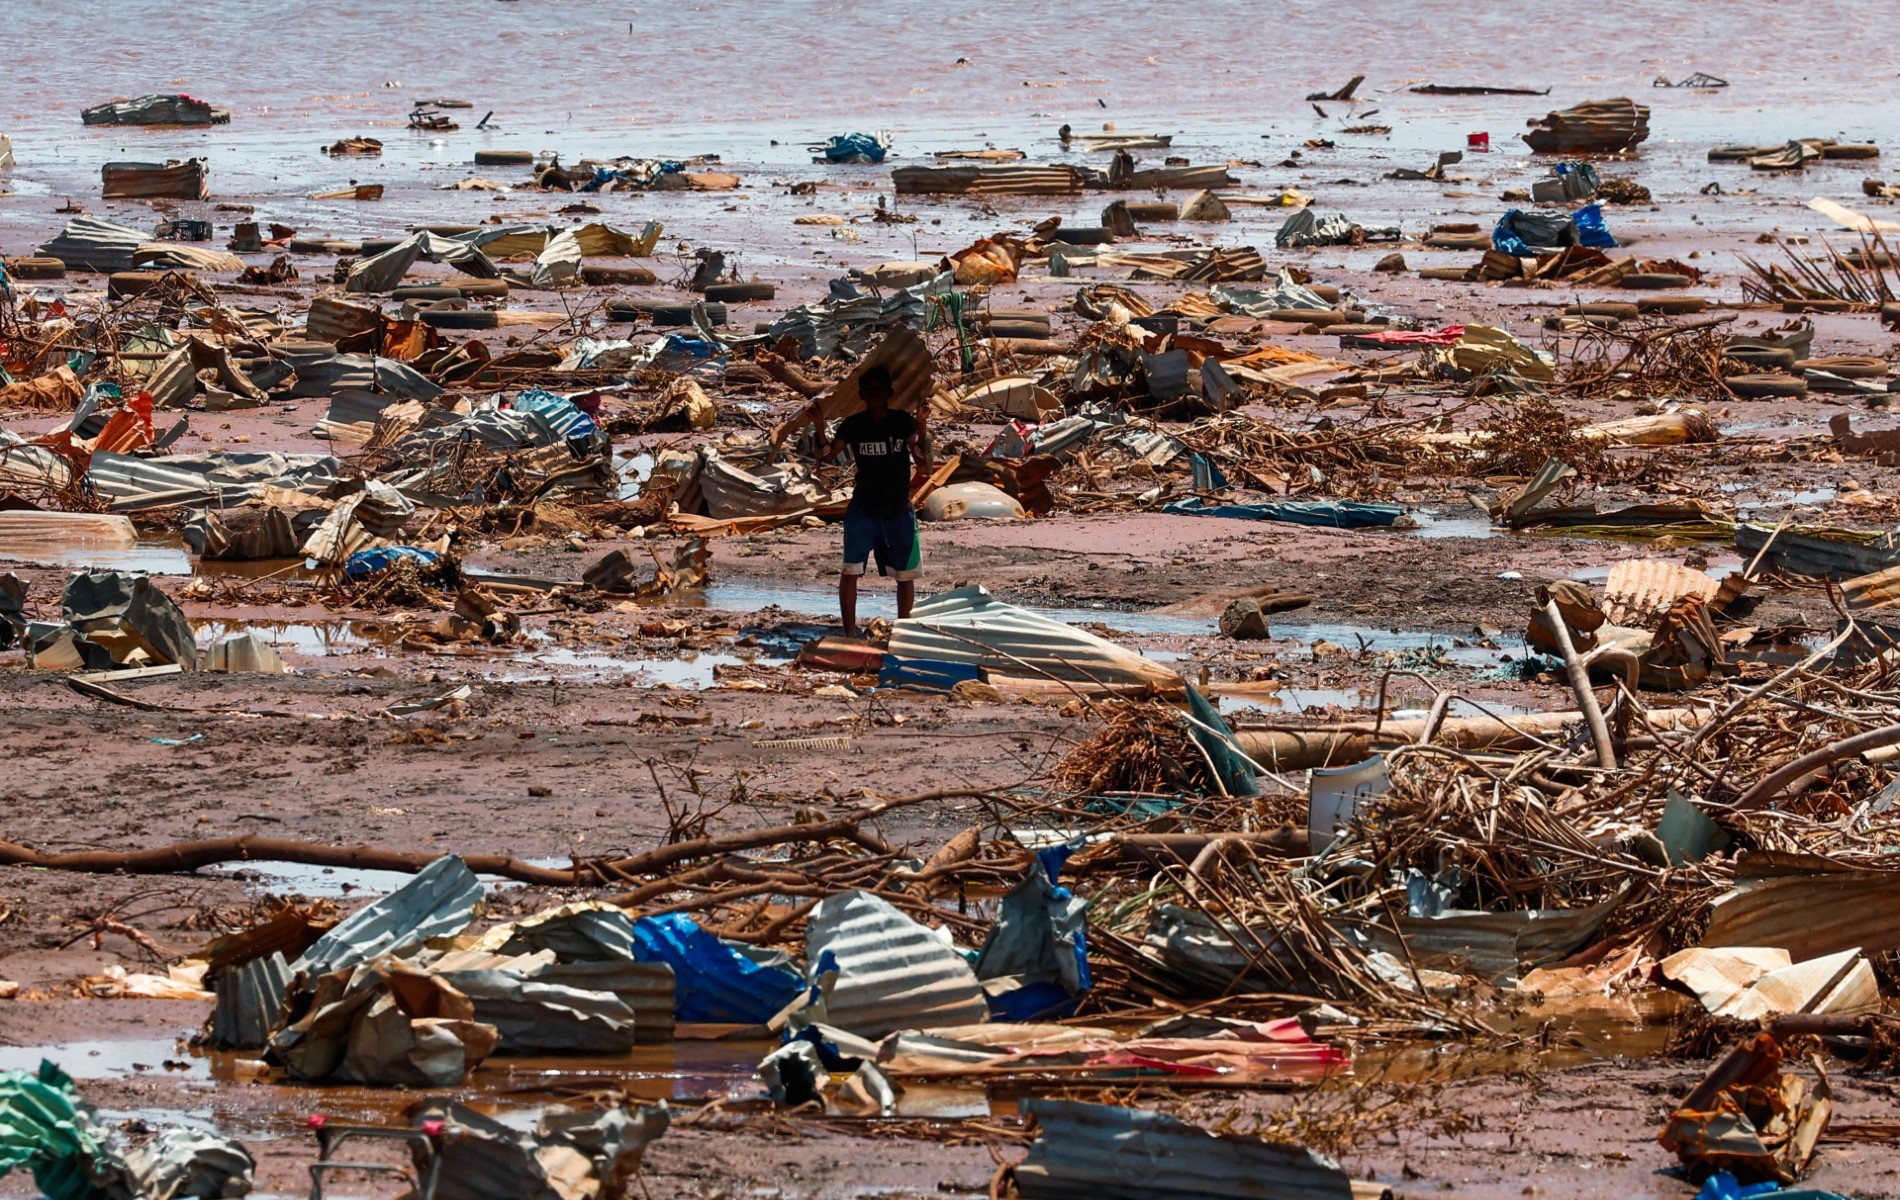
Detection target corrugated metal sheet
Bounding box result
[1735,522,1900,580]
[291,855,484,978]
[88,451,341,512]
[210,952,290,1049]
[1704,867,1900,959]
[535,959,675,1043]
[1376,900,1621,980]
[39,216,150,273]
[1016,1100,1357,1200]
[287,352,443,401]
[102,160,208,200]
[1602,559,1723,627]
[1118,164,1235,191]
[464,902,678,1040]
[804,890,986,1038]
[305,297,383,344]
[438,967,638,1054]
[764,272,951,359]
[889,585,1182,690]
[529,228,582,288]
[892,165,1084,196]
[0,511,137,554]
[82,94,228,126]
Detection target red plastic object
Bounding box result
[1467,132,1491,151]
[306,1113,329,1130]
[420,1119,445,1138]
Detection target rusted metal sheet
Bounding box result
[306,296,384,345]
[1523,98,1650,153]
[892,164,1085,196]
[803,890,987,1038]
[1602,559,1724,627]
[1015,1100,1363,1200]
[1703,859,1900,959]
[101,159,209,201]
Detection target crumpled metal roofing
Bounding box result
[463,904,679,1040]
[210,951,290,1049]
[889,585,1182,690]
[804,890,986,1038]
[1015,1100,1357,1200]
[436,965,638,1054]
[88,450,340,512]
[291,855,484,979]
[38,216,150,273]
[1704,860,1900,960]
[286,352,443,401]
[763,272,952,358]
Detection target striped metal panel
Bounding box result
[888,585,1181,689]
[534,959,675,1043]
[804,891,986,1039]
[39,216,150,273]
[1016,1100,1357,1200]
[88,451,342,513]
[291,855,485,978]
[211,952,291,1049]
[892,165,1084,196]
[306,296,384,345]
[437,969,638,1054]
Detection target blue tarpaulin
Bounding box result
[1164,496,1405,529]
[878,656,981,693]
[975,844,1090,1021]
[631,913,804,1024]
[1493,202,1615,255]
[511,388,599,441]
[820,132,888,164]
[343,546,441,580]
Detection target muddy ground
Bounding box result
[4,37,1900,1199]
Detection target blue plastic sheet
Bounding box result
[511,388,599,441]
[1164,495,1405,529]
[878,656,981,693]
[976,843,1090,1021]
[342,546,441,580]
[1571,202,1616,248]
[1493,203,1615,255]
[631,913,804,1024]
[821,133,888,164]
[1694,1171,1849,1200]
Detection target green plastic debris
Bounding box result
[0,1061,107,1200]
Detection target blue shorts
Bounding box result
[841,508,920,581]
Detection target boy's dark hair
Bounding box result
[859,365,895,397]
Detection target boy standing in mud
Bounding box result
[816,365,927,636]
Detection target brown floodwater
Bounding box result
[1,0,1893,248]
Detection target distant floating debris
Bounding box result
[1410,83,1550,96]
[1654,72,1730,89]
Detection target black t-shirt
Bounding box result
[836,409,915,518]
